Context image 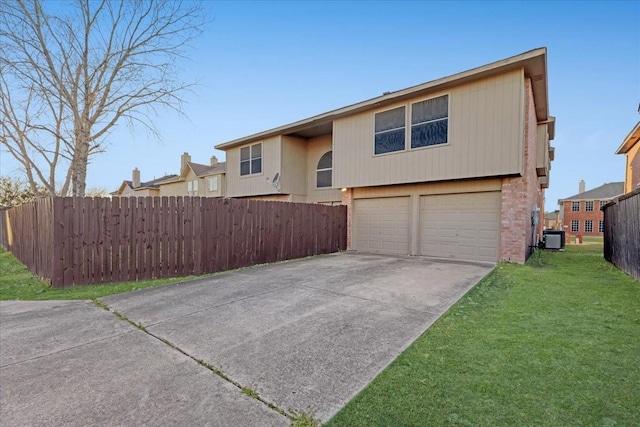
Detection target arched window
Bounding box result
[316,151,332,188]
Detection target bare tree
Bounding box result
[0,0,205,196]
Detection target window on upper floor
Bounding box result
[240,143,262,176]
[571,220,579,232]
[585,201,594,211]
[411,95,448,149]
[316,151,332,188]
[207,176,219,192]
[584,220,593,233]
[598,220,605,233]
[600,200,608,208]
[187,179,198,196]
[374,106,406,155]
[572,201,580,211]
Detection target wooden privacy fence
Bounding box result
[0,197,347,288]
[603,187,640,281]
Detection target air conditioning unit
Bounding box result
[543,230,565,250]
[545,234,562,249]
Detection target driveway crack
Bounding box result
[91,299,293,422]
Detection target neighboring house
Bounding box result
[111,168,177,197]
[159,153,226,198]
[544,210,560,230]
[558,180,624,238]
[215,48,555,263]
[615,121,640,194]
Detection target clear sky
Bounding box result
[1,0,638,210]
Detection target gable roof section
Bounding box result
[616,121,640,154]
[177,162,226,180]
[112,174,178,194]
[215,47,550,150]
[559,182,624,202]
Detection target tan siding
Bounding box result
[536,123,549,176]
[159,180,186,197]
[226,136,281,197]
[334,70,525,188]
[280,136,308,196]
[306,135,342,204]
[352,178,501,199]
[203,173,224,198]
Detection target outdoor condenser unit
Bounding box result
[545,234,562,249]
[543,230,565,250]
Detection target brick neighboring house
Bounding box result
[615,121,639,194]
[558,180,624,240]
[215,48,555,263]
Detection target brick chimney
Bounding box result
[210,155,218,166]
[132,167,141,188]
[579,180,585,194]
[181,152,191,170]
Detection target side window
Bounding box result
[317,151,332,188]
[411,95,448,149]
[240,143,262,176]
[208,176,218,192]
[374,107,405,155]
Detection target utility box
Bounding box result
[543,230,565,250]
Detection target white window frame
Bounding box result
[207,176,219,192]
[187,179,199,196]
[598,220,605,233]
[240,143,262,176]
[373,106,406,156]
[410,94,449,150]
[571,220,579,232]
[316,151,332,189]
[584,220,593,233]
[585,201,594,212]
[572,201,580,212]
[372,94,450,157]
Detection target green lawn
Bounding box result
[326,245,640,426]
[0,247,206,300]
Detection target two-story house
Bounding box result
[558,180,624,239]
[111,168,177,197]
[158,153,226,198]
[215,48,555,263]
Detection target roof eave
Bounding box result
[615,121,640,154]
[215,48,550,151]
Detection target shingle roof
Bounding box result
[188,162,226,177]
[559,182,624,201]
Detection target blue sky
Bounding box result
[1,0,638,210]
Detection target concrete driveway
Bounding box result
[1,253,493,426]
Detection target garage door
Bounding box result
[420,192,500,262]
[353,197,410,255]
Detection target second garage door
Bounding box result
[353,197,410,255]
[420,192,501,262]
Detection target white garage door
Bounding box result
[420,192,501,262]
[353,197,410,255]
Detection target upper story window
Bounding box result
[317,151,332,188]
[374,106,405,155]
[207,176,219,192]
[600,200,608,208]
[187,179,198,196]
[572,201,580,211]
[411,95,448,149]
[240,143,262,176]
[585,201,594,211]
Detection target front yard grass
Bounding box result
[326,245,640,426]
[0,247,204,300]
